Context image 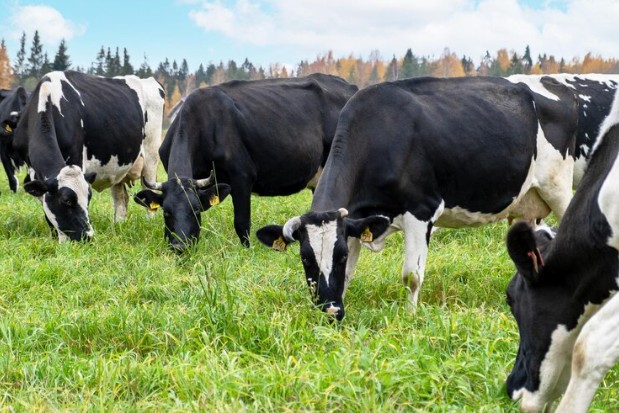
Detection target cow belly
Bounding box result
[85,154,137,192]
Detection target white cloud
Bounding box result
[9,5,86,45]
[187,0,619,63]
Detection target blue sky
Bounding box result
[0,0,617,73]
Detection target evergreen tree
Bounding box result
[136,54,153,78]
[14,32,27,81]
[400,48,420,79]
[52,39,71,71]
[195,63,206,88]
[94,46,105,75]
[178,59,189,82]
[205,63,216,85]
[510,52,523,75]
[28,30,44,78]
[41,52,53,75]
[522,45,533,74]
[121,48,134,75]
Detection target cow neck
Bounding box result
[28,133,69,180]
[544,126,619,302]
[310,141,359,214]
[166,126,194,179]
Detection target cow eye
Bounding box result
[62,197,75,207]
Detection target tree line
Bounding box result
[1,30,618,117]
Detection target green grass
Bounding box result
[0,172,617,412]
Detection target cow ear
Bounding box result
[345,215,391,242]
[84,172,96,184]
[24,180,50,197]
[256,225,295,252]
[506,222,545,283]
[134,190,164,213]
[197,183,231,211]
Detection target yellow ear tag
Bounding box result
[148,201,161,213]
[360,227,373,242]
[4,124,12,133]
[209,195,220,206]
[272,236,287,252]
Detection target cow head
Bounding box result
[134,171,231,253]
[23,165,96,242]
[256,209,390,321]
[0,87,28,137]
[505,221,575,412]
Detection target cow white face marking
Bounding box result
[37,71,84,115]
[511,302,603,411]
[306,220,338,287]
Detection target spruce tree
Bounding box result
[14,32,27,81]
[121,48,133,75]
[53,39,71,71]
[28,30,43,78]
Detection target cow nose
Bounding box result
[324,303,345,322]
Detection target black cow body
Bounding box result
[135,73,358,250]
[257,76,577,321]
[504,93,619,412]
[13,71,165,241]
[509,74,619,187]
[0,87,28,192]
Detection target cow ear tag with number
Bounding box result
[272,236,287,252]
[209,195,220,206]
[360,227,373,242]
[148,201,161,213]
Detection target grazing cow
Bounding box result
[504,90,619,412]
[256,76,577,321]
[0,87,28,192]
[508,74,619,187]
[134,73,358,251]
[13,71,165,242]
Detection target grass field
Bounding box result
[0,170,617,412]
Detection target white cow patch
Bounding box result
[306,220,338,287]
[506,75,560,101]
[37,71,84,115]
[83,148,135,192]
[579,95,592,103]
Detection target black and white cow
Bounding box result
[504,89,619,412]
[134,73,358,251]
[509,74,619,187]
[256,76,577,321]
[0,87,28,192]
[13,71,165,242]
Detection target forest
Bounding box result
[1,30,618,116]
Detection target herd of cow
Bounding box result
[0,70,618,411]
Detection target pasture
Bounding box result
[0,169,616,412]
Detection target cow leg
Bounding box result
[231,185,251,246]
[557,293,619,413]
[398,211,434,310]
[0,148,17,192]
[342,237,362,298]
[110,183,129,222]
